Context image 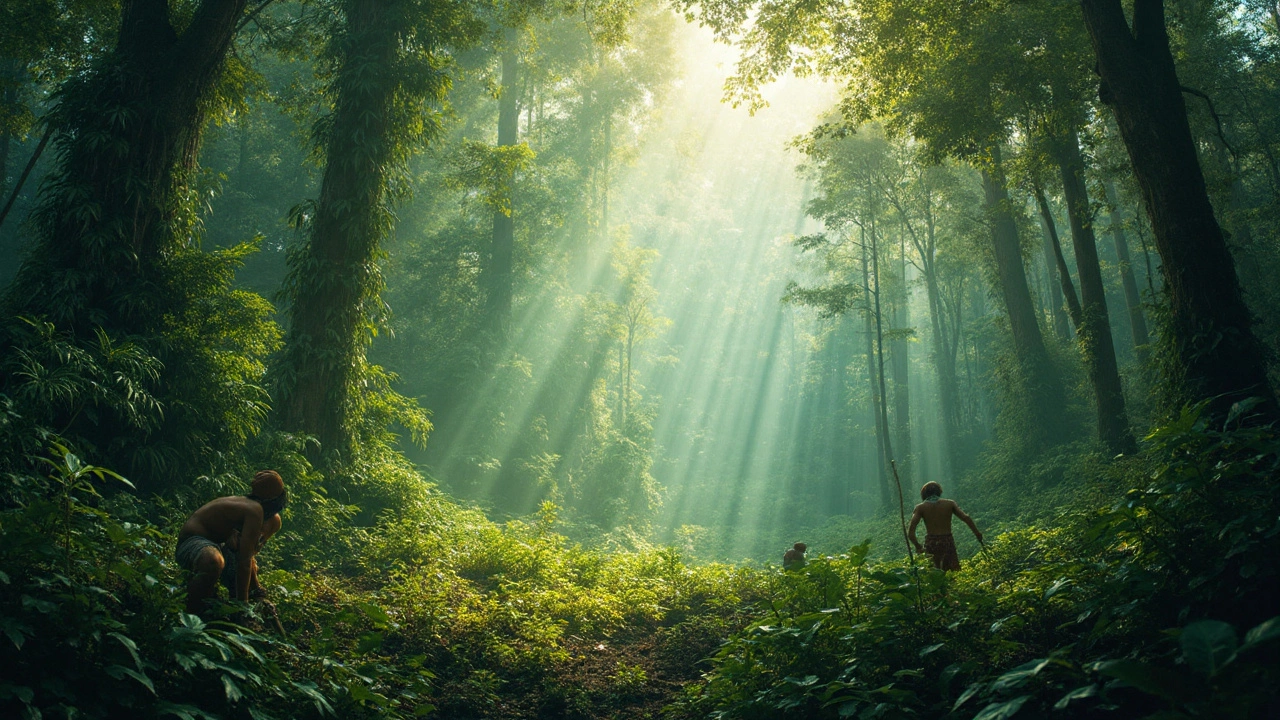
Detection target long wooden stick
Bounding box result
[0,123,53,232]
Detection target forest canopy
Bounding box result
[0,0,1278,718]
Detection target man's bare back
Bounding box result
[176,470,285,612]
[179,496,268,546]
[907,482,982,571]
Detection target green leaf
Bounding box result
[65,453,82,473]
[356,631,384,654]
[156,701,218,720]
[359,602,392,628]
[973,695,1030,720]
[919,642,944,657]
[1180,620,1237,675]
[848,539,872,566]
[991,658,1051,691]
[1053,684,1097,710]
[2,618,28,649]
[106,665,155,694]
[952,683,982,711]
[1094,660,1200,704]
[109,632,144,670]
[413,704,436,717]
[1240,616,1280,652]
[222,674,243,703]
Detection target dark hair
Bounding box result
[793,542,807,552]
[250,490,288,520]
[920,482,943,500]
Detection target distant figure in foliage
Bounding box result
[782,542,807,570]
[176,470,287,614]
[907,482,982,572]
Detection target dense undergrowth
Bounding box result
[2,398,1278,719]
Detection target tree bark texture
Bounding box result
[1079,0,1275,414]
[1104,181,1150,359]
[276,0,398,459]
[4,0,248,335]
[980,149,1065,440]
[487,29,518,337]
[1054,130,1135,454]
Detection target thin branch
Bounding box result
[1181,85,1236,162]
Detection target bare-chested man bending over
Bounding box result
[907,481,982,572]
[175,470,287,614]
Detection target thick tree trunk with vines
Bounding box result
[4,0,248,336]
[1079,0,1275,416]
[275,0,397,460]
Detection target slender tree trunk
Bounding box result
[862,234,890,511]
[1104,181,1150,359]
[891,233,910,483]
[1054,130,1135,454]
[275,0,398,459]
[923,263,960,479]
[981,148,1065,441]
[4,0,249,334]
[1079,0,1275,415]
[1035,196,1071,341]
[623,324,633,428]
[0,73,12,194]
[601,113,611,244]
[1037,186,1084,328]
[487,28,519,338]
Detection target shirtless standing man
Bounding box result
[175,470,287,614]
[907,481,982,571]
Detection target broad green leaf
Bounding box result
[973,695,1030,720]
[1053,684,1097,710]
[1180,620,1237,675]
[1094,660,1200,704]
[222,674,243,703]
[991,658,1051,691]
[1241,616,1280,652]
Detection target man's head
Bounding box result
[920,482,942,501]
[249,470,287,519]
[793,542,807,553]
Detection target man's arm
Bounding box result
[235,506,263,602]
[907,505,924,552]
[953,504,983,542]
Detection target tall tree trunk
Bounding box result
[891,233,910,483]
[862,234,890,511]
[0,69,13,195]
[275,0,399,460]
[1079,0,1276,415]
[981,147,1065,441]
[1104,181,1150,359]
[1035,196,1071,341]
[487,28,519,338]
[4,0,248,334]
[601,112,611,244]
[1054,130,1135,454]
[1036,185,1084,327]
[922,262,960,479]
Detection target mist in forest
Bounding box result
[2,1,1279,718]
